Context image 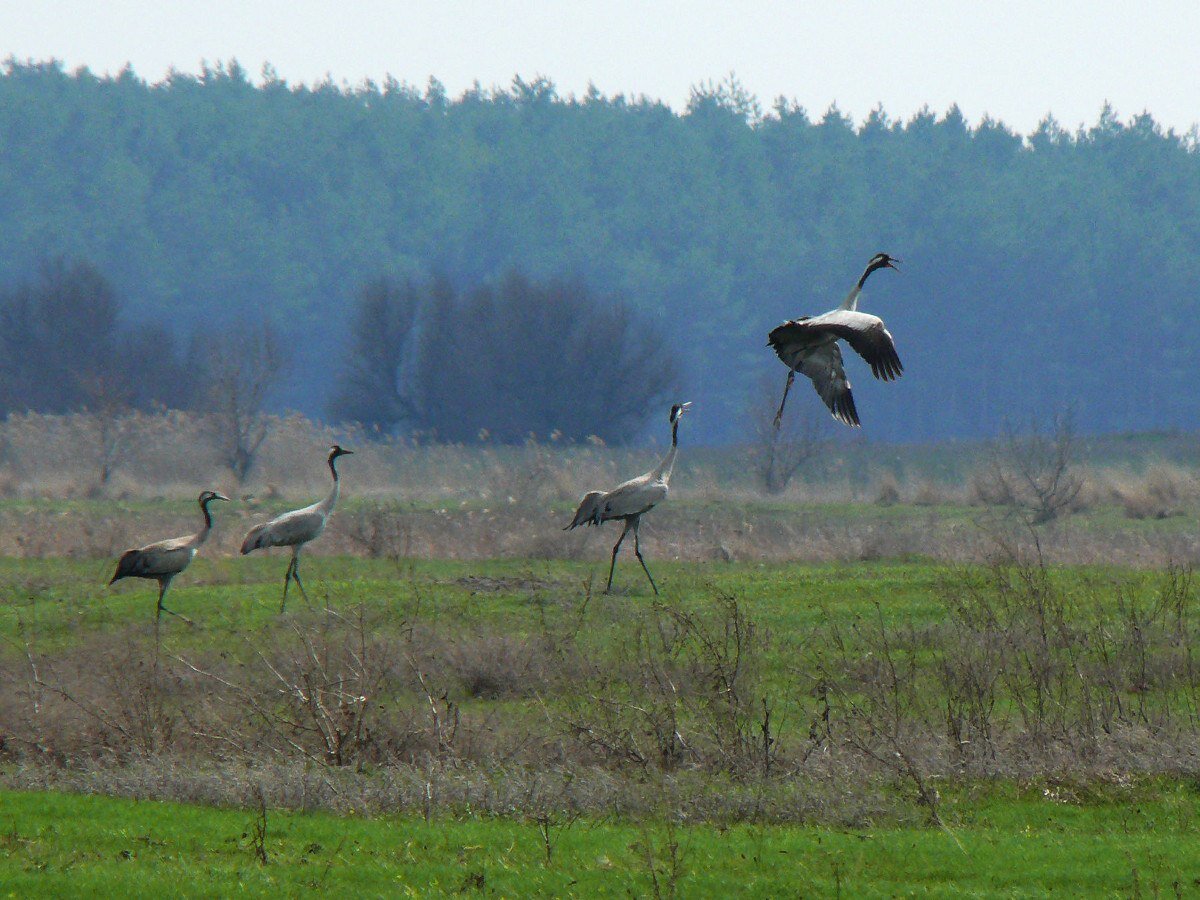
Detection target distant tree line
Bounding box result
[0,258,193,414]
[333,272,676,443]
[0,258,676,448]
[0,258,293,476]
[3,60,1200,441]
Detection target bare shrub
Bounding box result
[973,411,1084,524]
[968,468,1017,507]
[343,501,411,559]
[910,480,947,507]
[874,472,901,506]
[807,606,944,824]
[1119,464,1193,520]
[935,549,1200,764]
[634,819,690,900]
[177,606,394,767]
[5,628,195,761]
[441,633,553,700]
[557,594,769,774]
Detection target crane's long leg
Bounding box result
[292,552,312,606]
[632,519,658,596]
[156,578,193,626]
[281,557,294,612]
[774,369,796,430]
[606,521,631,593]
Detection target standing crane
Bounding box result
[565,402,691,595]
[109,490,230,625]
[240,445,353,611]
[768,253,904,428]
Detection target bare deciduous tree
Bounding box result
[197,323,284,483]
[746,377,822,494]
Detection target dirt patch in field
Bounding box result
[453,574,559,594]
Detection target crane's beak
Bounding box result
[213,492,231,502]
[887,258,901,270]
[681,401,693,411]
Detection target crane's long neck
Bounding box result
[194,498,215,547]
[652,420,680,483]
[319,455,341,513]
[842,260,882,310]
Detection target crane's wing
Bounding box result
[797,342,860,427]
[601,475,666,519]
[110,538,195,582]
[794,310,903,381]
[564,491,606,530]
[241,504,326,554]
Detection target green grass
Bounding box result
[0,553,1166,641]
[0,554,1177,713]
[0,784,1197,896]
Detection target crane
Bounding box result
[240,445,353,611]
[565,402,690,595]
[109,489,229,625]
[767,253,903,428]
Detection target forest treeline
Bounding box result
[2,58,1199,442]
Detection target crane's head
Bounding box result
[198,490,230,505]
[328,445,355,461]
[867,252,900,273]
[670,401,692,424]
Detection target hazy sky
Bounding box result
[4,1,1199,135]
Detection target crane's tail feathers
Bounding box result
[565,491,606,530]
[240,523,272,555]
[108,549,141,584]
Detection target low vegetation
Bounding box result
[1,553,1198,824]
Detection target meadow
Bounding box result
[2,553,1200,893]
[3,413,1200,892]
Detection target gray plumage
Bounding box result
[240,445,353,611]
[768,253,903,428]
[565,403,690,594]
[109,489,229,624]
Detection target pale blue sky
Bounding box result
[4,1,1199,134]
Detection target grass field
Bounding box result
[3,551,1200,894]
[3,492,1200,564]
[1,783,1197,896]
